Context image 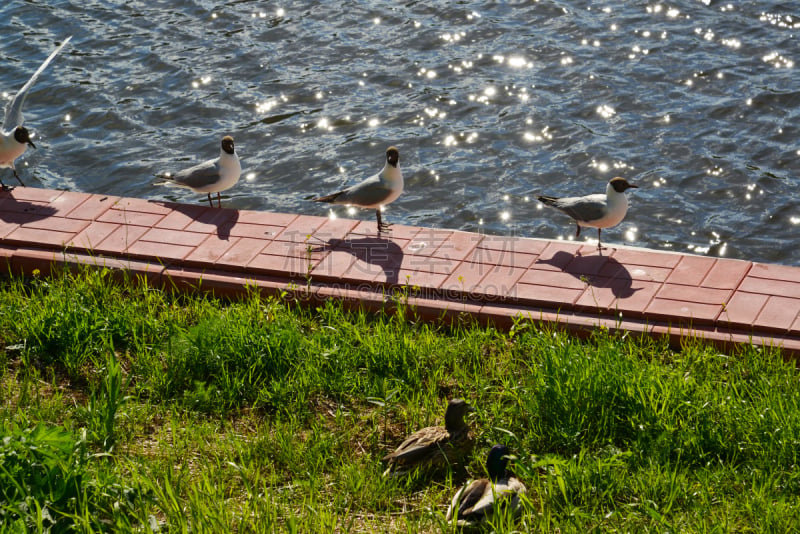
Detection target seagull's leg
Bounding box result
[376,209,391,234]
[597,228,604,250]
[217,192,222,208]
[0,173,12,192]
[574,223,581,239]
[12,167,24,187]
[207,193,214,207]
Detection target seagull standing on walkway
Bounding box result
[155,135,241,208]
[312,146,403,235]
[538,176,638,248]
[0,36,72,190]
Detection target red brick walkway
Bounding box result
[1,187,798,356]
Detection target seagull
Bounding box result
[0,36,72,190]
[381,398,475,477]
[445,444,527,528]
[312,146,403,235]
[538,176,638,249]
[155,135,241,208]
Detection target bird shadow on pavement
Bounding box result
[311,236,404,285]
[150,200,240,241]
[0,197,57,225]
[538,249,641,299]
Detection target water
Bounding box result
[3,1,799,265]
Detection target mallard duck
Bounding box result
[382,398,475,476]
[445,444,526,528]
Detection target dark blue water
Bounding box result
[2,1,799,264]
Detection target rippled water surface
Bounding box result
[3,1,799,264]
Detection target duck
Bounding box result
[445,444,527,528]
[382,398,475,476]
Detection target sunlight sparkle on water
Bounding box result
[256,98,278,114]
[791,217,800,225]
[246,172,256,181]
[191,76,212,89]
[507,56,531,68]
[721,38,741,49]
[597,104,616,118]
[441,32,465,43]
[762,52,794,68]
[760,13,800,29]
[500,211,510,222]
[523,126,552,143]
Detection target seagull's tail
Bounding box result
[153,173,175,186]
[312,190,344,203]
[537,195,560,207]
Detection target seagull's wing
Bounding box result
[549,194,607,223]
[335,174,394,206]
[166,158,222,189]
[2,36,72,134]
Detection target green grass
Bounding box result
[1,266,798,532]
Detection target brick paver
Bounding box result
[0,188,798,356]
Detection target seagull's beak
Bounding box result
[27,139,36,149]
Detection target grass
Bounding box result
[0,266,798,532]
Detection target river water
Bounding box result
[3,1,799,265]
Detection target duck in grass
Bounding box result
[445,444,527,528]
[381,398,475,476]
